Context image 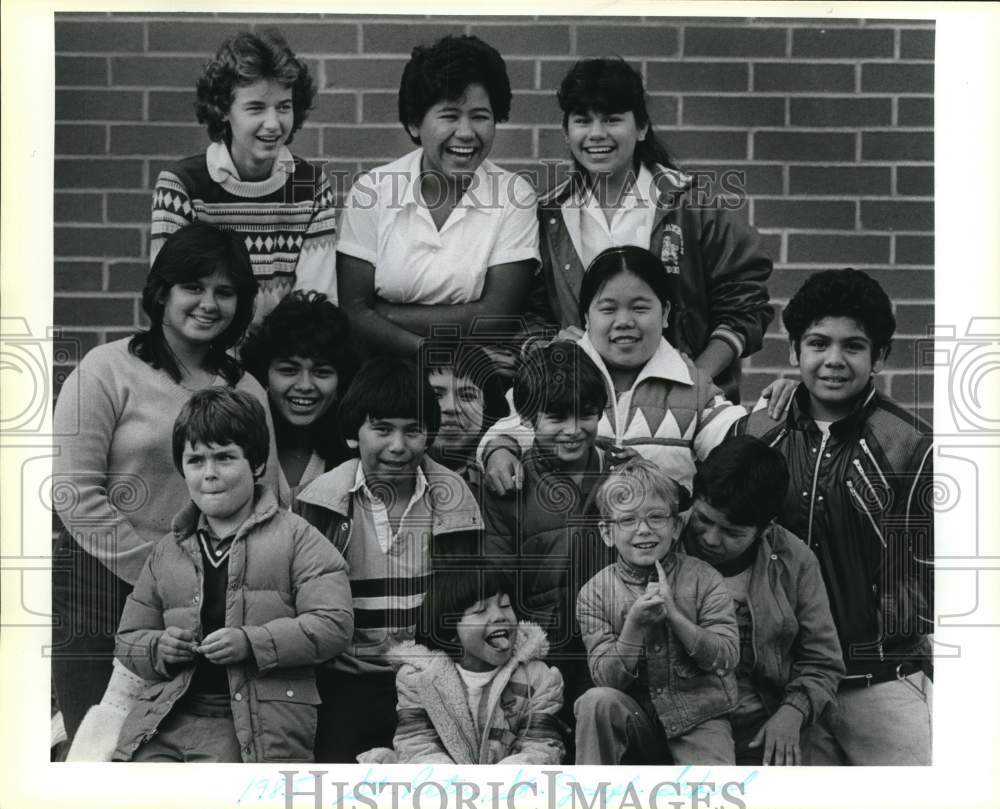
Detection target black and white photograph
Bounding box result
[1,2,998,808]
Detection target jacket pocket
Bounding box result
[253,677,321,763]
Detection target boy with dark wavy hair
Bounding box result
[733,268,934,764]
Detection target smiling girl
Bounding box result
[530,57,774,404]
[52,224,281,746]
[150,30,337,318]
[358,568,565,765]
[241,291,357,501]
[337,35,539,358]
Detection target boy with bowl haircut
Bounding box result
[482,342,613,714]
[682,436,844,765]
[575,458,738,765]
[295,356,482,762]
[733,268,934,764]
[113,388,353,763]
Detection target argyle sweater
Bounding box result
[150,142,338,308]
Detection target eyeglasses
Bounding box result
[611,510,673,533]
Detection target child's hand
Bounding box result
[653,559,679,618]
[607,445,640,468]
[157,626,198,665]
[625,587,665,629]
[197,628,250,665]
[749,704,804,765]
[759,377,797,420]
[485,448,523,495]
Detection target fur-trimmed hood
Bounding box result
[387,621,549,672]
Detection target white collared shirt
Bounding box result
[563,164,658,269]
[349,461,429,555]
[337,148,540,305]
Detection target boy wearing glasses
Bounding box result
[574,458,738,764]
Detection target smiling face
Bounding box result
[683,497,761,566]
[160,267,238,354]
[455,592,517,672]
[224,78,293,181]
[564,109,647,188]
[532,409,600,470]
[791,316,884,422]
[600,492,679,569]
[427,368,485,459]
[585,270,669,387]
[267,356,339,428]
[181,441,258,536]
[356,416,429,484]
[408,83,496,185]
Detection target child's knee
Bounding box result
[574,686,630,724]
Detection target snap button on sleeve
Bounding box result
[234,693,242,702]
[286,689,294,698]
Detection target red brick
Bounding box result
[864,201,934,233]
[54,296,137,328]
[754,63,855,92]
[861,63,933,94]
[646,62,748,93]
[325,58,409,90]
[682,96,784,127]
[740,371,797,406]
[791,28,894,58]
[56,21,144,53]
[145,21,252,53]
[754,131,855,162]
[759,233,782,262]
[319,126,414,160]
[148,91,198,123]
[894,304,935,336]
[539,59,581,90]
[688,163,784,196]
[56,56,109,87]
[54,262,103,292]
[55,158,144,189]
[490,128,534,160]
[898,98,932,127]
[786,234,890,264]
[361,23,465,54]
[508,92,565,126]
[789,166,891,196]
[754,199,856,231]
[107,262,150,292]
[895,236,933,265]
[900,29,935,60]
[860,268,933,299]
[575,25,679,57]
[111,57,204,87]
[308,91,358,124]
[646,95,679,126]
[54,192,104,223]
[109,124,204,155]
[56,125,106,155]
[55,226,143,258]
[467,24,570,55]
[360,92,398,123]
[883,338,921,371]
[889,373,934,407]
[683,26,786,57]
[746,335,795,369]
[896,166,932,197]
[504,59,536,91]
[52,329,99,357]
[56,89,143,122]
[107,192,153,224]
[656,130,748,162]
[259,23,357,54]
[862,132,932,162]
[767,267,819,298]
[285,129,321,160]
[789,97,891,127]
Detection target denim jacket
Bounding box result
[715,522,845,724]
[576,550,738,738]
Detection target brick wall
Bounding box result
[54,13,935,422]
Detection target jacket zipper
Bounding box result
[858,439,889,490]
[852,459,881,503]
[767,427,788,448]
[806,433,829,548]
[846,480,887,548]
